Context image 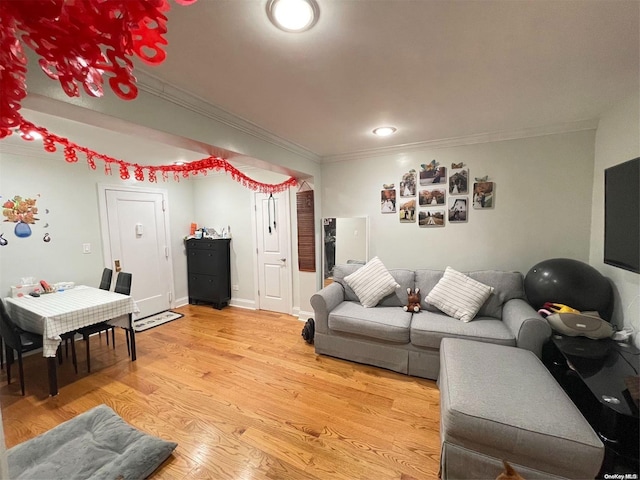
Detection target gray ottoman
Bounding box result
[438,338,604,480]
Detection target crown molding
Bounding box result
[135,69,321,164]
[322,118,600,163]
[0,140,53,158]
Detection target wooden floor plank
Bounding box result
[1,305,441,479]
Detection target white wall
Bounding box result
[0,149,194,302]
[23,66,325,318]
[589,92,640,348]
[192,171,317,317]
[322,130,596,275]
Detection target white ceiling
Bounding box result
[4,1,639,166]
[140,0,638,158]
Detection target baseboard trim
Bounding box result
[229,297,256,310]
[173,297,189,308]
[297,310,314,321]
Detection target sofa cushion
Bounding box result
[329,302,412,343]
[344,257,400,308]
[467,270,525,319]
[410,310,515,349]
[415,269,445,311]
[426,267,494,322]
[333,264,363,302]
[378,269,415,307]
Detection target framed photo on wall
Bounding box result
[449,168,468,195]
[419,188,446,206]
[448,197,468,222]
[419,209,445,227]
[400,169,417,197]
[420,163,447,185]
[399,199,416,223]
[473,181,494,209]
[381,188,397,213]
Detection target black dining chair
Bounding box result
[97,267,114,345]
[113,272,134,357]
[78,271,133,372]
[99,267,113,290]
[61,267,115,363]
[0,300,44,395]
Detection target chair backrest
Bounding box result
[114,272,132,295]
[0,300,22,351]
[99,268,113,290]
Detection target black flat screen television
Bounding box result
[604,157,639,273]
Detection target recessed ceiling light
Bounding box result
[267,0,319,33]
[372,126,397,137]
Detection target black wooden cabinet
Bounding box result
[186,238,231,309]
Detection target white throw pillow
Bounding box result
[344,257,400,308]
[426,266,494,322]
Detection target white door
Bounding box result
[255,192,291,313]
[100,186,172,319]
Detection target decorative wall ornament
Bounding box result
[7,119,298,192]
[0,0,197,137]
[2,194,40,238]
[296,188,316,272]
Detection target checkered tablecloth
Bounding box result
[4,285,138,357]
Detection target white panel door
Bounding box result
[255,192,291,313]
[104,188,172,318]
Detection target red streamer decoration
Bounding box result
[0,0,196,138]
[9,120,298,194]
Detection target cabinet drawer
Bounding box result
[187,249,225,274]
[188,274,221,300]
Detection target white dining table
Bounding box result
[4,285,138,396]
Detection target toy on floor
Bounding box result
[403,288,421,313]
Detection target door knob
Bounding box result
[280,258,287,262]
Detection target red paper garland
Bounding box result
[11,120,298,193]
[0,0,197,138]
[0,0,298,193]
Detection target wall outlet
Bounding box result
[82,243,91,254]
[232,285,239,291]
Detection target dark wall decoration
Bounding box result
[296,188,316,272]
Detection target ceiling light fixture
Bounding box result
[267,0,319,33]
[372,126,397,137]
[13,128,42,140]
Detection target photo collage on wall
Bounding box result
[381,161,494,228]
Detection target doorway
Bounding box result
[98,185,174,319]
[253,191,292,314]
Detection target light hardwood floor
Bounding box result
[1,305,441,479]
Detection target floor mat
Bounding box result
[133,310,183,332]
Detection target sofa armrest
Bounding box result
[502,298,552,358]
[310,282,345,334]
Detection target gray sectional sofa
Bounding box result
[310,264,552,380]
